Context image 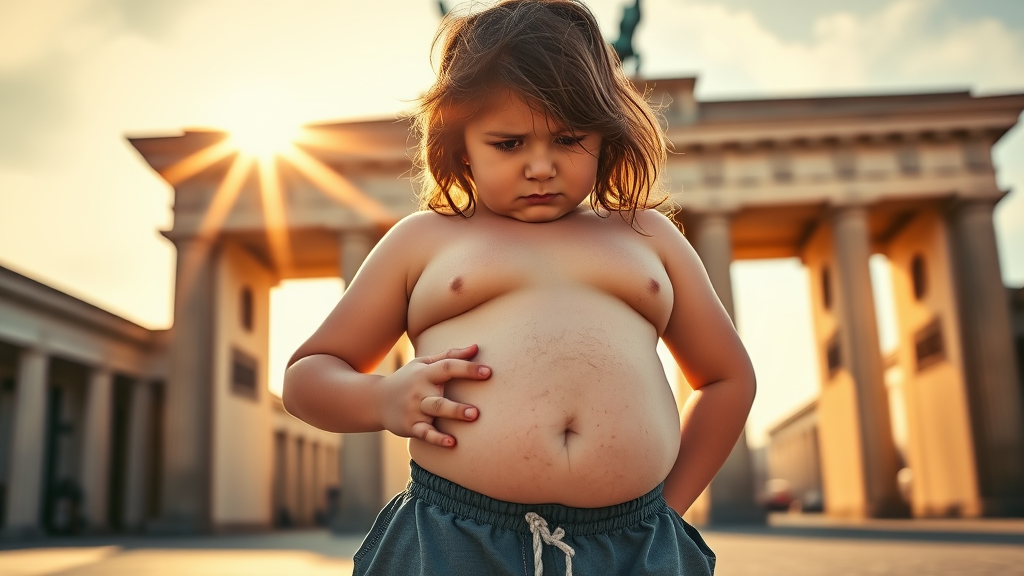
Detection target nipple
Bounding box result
[648,278,661,293]
[449,276,465,294]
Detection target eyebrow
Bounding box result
[482,129,583,138]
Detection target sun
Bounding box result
[227,121,301,160]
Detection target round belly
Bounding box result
[410,288,681,507]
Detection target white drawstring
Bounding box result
[525,512,575,576]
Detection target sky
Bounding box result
[1,0,1022,447]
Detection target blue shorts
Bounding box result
[353,461,715,575]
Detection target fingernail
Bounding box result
[478,366,490,377]
[444,437,455,447]
[465,407,478,419]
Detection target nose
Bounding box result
[525,153,556,181]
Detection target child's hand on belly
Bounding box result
[380,344,491,448]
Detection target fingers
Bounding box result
[424,358,491,384]
[410,420,457,448]
[419,344,478,364]
[421,395,479,422]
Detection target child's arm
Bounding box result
[642,211,757,514]
[282,214,491,447]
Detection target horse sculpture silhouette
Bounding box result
[611,0,642,75]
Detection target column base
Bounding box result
[330,505,379,534]
[145,515,209,535]
[981,498,1024,518]
[708,502,767,525]
[0,524,45,541]
[866,497,911,519]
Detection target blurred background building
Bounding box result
[0,263,341,535]
[2,75,1021,536]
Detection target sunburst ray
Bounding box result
[161,138,237,186]
[281,144,396,226]
[257,157,294,276]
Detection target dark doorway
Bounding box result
[0,341,19,529]
[106,376,133,531]
[273,431,289,527]
[146,381,165,521]
[42,358,87,535]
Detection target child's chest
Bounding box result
[407,224,674,338]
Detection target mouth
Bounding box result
[524,193,558,204]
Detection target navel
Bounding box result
[449,276,464,293]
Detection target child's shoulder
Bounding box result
[592,207,683,238]
[382,210,462,243]
[632,208,680,231]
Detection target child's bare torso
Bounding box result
[406,209,682,507]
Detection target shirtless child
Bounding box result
[283,1,755,574]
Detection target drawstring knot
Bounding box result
[525,512,575,576]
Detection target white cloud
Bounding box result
[635,0,1024,96]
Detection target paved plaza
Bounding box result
[3,515,1023,576]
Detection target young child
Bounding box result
[283,1,755,574]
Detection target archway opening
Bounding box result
[269,278,345,397]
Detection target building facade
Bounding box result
[0,264,339,536]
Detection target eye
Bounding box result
[555,135,587,147]
[490,139,522,152]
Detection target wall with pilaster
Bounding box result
[886,210,980,517]
[0,266,165,535]
[272,398,342,526]
[802,223,867,517]
[210,241,274,527]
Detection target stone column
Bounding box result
[946,199,1024,515]
[831,205,906,517]
[3,347,48,536]
[124,380,153,530]
[339,229,374,288]
[333,229,385,532]
[153,236,218,533]
[688,212,735,317]
[687,212,764,524]
[80,367,113,532]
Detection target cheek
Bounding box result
[575,156,600,186]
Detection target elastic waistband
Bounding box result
[408,461,668,536]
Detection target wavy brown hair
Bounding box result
[412,0,668,225]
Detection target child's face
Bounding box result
[463,90,601,223]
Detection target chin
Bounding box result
[512,210,570,223]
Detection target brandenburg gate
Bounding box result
[128,77,1024,530]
